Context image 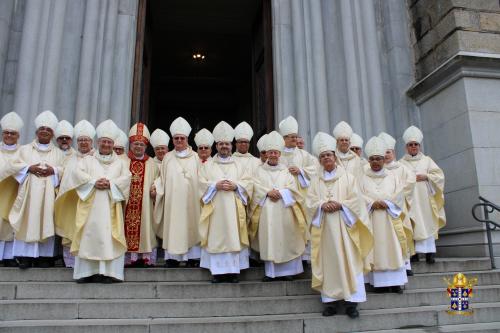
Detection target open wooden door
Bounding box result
[252,0,274,145]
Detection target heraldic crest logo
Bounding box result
[444,273,478,316]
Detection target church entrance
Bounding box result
[131,0,274,146]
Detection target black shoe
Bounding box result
[249,258,263,267]
[165,259,180,268]
[3,259,18,267]
[425,253,436,264]
[279,275,294,282]
[406,269,414,276]
[211,275,225,283]
[374,287,388,293]
[345,305,359,319]
[410,254,420,262]
[186,259,200,268]
[228,274,239,283]
[322,306,337,317]
[35,257,55,268]
[16,257,33,269]
[262,276,275,282]
[76,276,94,284]
[101,276,122,284]
[390,286,404,294]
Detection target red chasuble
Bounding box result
[124,150,149,252]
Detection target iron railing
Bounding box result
[472,196,500,269]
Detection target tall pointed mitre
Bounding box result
[365,136,387,157]
[312,132,337,157]
[150,129,170,148]
[1,111,24,132]
[34,110,58,131]
[378,132,396,150]
[350,133,364,148]
[212,121,234,143]
[234,121,254,141]
[194,128,214,147]
[278,116,298,136]
[332,121,353,139]
[129,122,150,144]
[55,120,74,138]
[74,120,96,140]
[169,117,192,137]
[263,131,285,151]
[256,134,268,152]
[402,125,423,144]
[113,129,128,147]
[96,119,119,141]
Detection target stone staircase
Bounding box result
[0,258,499,332]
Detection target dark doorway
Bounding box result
[131,0,274,148]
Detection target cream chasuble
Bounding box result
[65,153,130,280]
[307,167,373,302]
[232,152,261,176]
[360,167,409,287]
[153,148,201,259]
[8,141,64,245]
[336,150,364,179]
[199,155,252,274]
[385,161,416,258]
[399,153,446,245]
[124,154,158,254]
[248,163,307,276]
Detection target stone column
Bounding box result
[271,0,415,148]
[0,0,138,143]
[407,0,500,263]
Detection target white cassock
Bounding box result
[199,155,252,275]
[8,141,64,259]
[66,153,131,280]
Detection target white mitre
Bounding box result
[96,119,119,141]
[402,126,423,144]
[256,134,268,152]
[55,120,74,138]
[212,121,234,143]
[170,117,192,137]
[1,112,24,132]
[34,110,58,131]
[194,128,214,147]
[365,136,387,157]
[312,132,337,157]
[234,121,254,141]
[350,133,364,148]
[150,129,170,148]
[278,116,299,136]
[332,121,353,139]
[263,131,285,151]
[74,120,96,139]
[113,130,128,147]
[378,132,396,150]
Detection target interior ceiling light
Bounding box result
[192,53,205,60]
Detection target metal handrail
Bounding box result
[472,196,500,269]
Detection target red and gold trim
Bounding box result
[129,123,149,145]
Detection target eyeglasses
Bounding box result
[198,146,210,150]
[57,137,71,141]
[173,136,186,141]
[77,138,92,143]
[350,147,361,151]
[2,131,18,136]
[407,143,420,147]
[369,156,384,162]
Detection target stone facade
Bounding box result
[408,0,500,261]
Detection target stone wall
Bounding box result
[407,0,500,261]
[409,0,500,80]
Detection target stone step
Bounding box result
[0,284,498,320]
[362,321,500,332]
[0,303,499,333]
[0,257,491,282]
[1,269,498,300]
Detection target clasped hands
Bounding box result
[416,174,428,182]
[28,163,54,177]
[94,178,111,190]
[288,166,301,176]
[267,189,282,202]
[216,180,237,192]
[321,200,342,213]
[371,200,388,210]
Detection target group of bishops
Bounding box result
[0,110,446,318]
